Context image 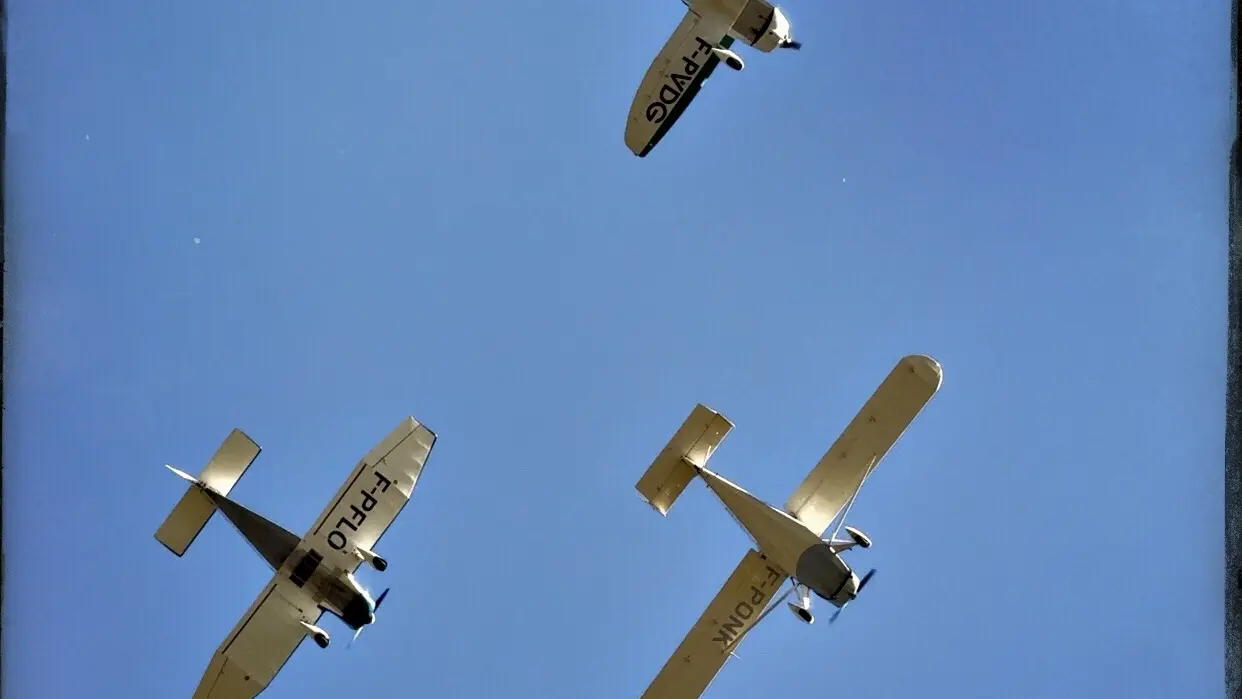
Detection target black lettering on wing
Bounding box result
[373,471,392,493]
[658,84,682,105]
[749,585,766,605]
[719,614,745,642]
[764,566,782,586]
[733,601,754,620]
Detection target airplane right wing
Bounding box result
[191,576,321,699]
[784,354,943,537]
[640,549,789,699]
[298,417,437,575]
[624,9,739,158]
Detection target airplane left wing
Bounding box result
[640,549,789,699]
[300,417,437,574]
[784,355,943,536]
[625,9,739,158]
[192,577,321,699]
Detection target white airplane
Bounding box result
[634,355,942,699]
[625,0,802,157]
[154,417,437,699]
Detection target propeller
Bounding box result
[857,568,876,593]
[349,587,391,648]
[828,568,876,625]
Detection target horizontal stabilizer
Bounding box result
[155,486,216,557]
[636,404,733,516]
[155,428,262,557]
[197,429,261,496]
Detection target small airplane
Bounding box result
[154,417,437,699]
[625,0,802,157]
[633,355,942,699]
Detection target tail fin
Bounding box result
[636,404,733,516]
[155,429,261,556]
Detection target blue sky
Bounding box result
[4,1,1232,697]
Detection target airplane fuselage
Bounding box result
[696,467,861,607]
[282,549,377,631]
[680,0,798,53]
[199,484,379,631]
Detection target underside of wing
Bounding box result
[640,549,789,699]
[303,417,437,573]
[784,355,943,537]
[625,9,735,158]
[192,578,321,699]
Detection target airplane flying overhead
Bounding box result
[154,417,438,699]
[625,0,801,157]
[633,355,943,699]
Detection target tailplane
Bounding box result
[635,404,733,516]
[155,429,261,556]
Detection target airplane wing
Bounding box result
[624,9,739,157]
[640,549,789,699]
[300,417,437,573]
[192,577,322,699]
[784,355,943,537]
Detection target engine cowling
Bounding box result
[313,632,330,649]
[752,7,796,53]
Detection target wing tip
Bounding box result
[902,354,943,391]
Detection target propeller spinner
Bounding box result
[350,587,391,647]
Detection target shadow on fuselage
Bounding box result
[795,542,855,604]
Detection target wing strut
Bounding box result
[825,454,879,543]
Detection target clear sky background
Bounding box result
[3,1,1233,697]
